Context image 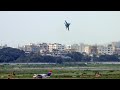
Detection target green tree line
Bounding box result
[0,47,120,63]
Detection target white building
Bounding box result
[112,41,120,48]
[48,43,65,52]
[64,45,71,53]
[38,43,49,53]
[65,45,71,50]
[111,41,120,55]
[84,45,91,54]
[66,43,86,53]
[97,44,115,55]
[22,43,40,53]
[65,43,86,53]
[71,44,80,52]
[79,43,85,53]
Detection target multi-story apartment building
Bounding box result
[112,41,120,48]
[17,42,120,55]
[48,43,65,53]
[84,45,91,54]
[111,41,120,55]
[65,43,93,54]
[79,43,85,53]
[64,45,71,53]
[48,43,53,52]
[97,44,115,55]
[114,48,120,55]
[23,43,40,53]
[71,44,80,52]
[65,45,71,50]
[38,43,49,53]
[91,45,98,54]
[67,43,86,53]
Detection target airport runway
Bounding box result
[14,67,120,71]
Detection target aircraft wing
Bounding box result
[68,23,70,25]
[33,73,51,78]
[39,74,46,76]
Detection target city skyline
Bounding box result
[0,11,120,48]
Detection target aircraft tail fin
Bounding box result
[47,71,52,76]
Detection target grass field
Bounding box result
[1,63,120,79]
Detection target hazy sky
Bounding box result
[0,11,120,48]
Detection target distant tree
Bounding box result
[82,55,91,62]
[1,47,119,63]
[65,52,83,62]
[0,47,25,62]
[98,54,119,62]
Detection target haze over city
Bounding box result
[0,11,120,48]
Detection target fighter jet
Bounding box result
[64,20,70,31]
[33,71,52,79]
